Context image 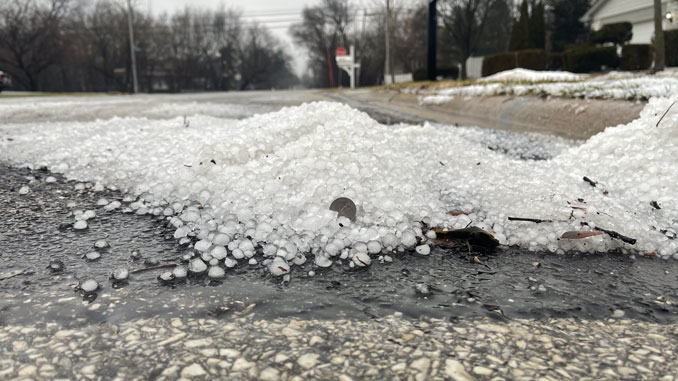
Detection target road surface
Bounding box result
[1,90,677,380]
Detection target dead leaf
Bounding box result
[449,211,469,216]
[561,231,603,239]
[434,227,499,251]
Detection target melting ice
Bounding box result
[1,99,677,277]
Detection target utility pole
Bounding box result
[126,0,139,93]
[384,0,394,84]
[654,0,665,72]
[427,0,437,81]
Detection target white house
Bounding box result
[581,0,678,44]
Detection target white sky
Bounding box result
[145,0,321,76]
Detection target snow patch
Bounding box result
[478,68,583,83]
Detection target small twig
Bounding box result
[581,222,636,245]
[583,176,597,187]
[508,216,553,224]
[595,227,636,245]
[473,255,491,270]
[656,100,676,127]
[660,229,676,240]
[130,264,177,274]
[0,269,26,281]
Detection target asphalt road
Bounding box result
[2,91,678,380]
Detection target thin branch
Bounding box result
[508,216,553,223]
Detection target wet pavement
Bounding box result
[2,163,678,330]
[2,92,678,380]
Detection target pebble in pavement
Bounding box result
[1,313,677,380]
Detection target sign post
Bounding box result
[335,45,361,89]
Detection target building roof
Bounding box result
[581,0,609,23]
[581,0,671,23]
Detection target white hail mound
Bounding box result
[0,99,677,276]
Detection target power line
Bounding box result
[242,18,303,24]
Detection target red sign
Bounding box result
[336,47,347,57]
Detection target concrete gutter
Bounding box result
[329,89,646,140]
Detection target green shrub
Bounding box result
[564,45,620,73]
[666,29,678,67]
[589,22,633,45]
[481,49,546,77]
[621,44,654,70]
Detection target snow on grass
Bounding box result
[478,68,584,83]
[0,95,275,123]
[0,99,677,274]
[420,69,678,104]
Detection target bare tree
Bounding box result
[0,0,69,90]
[209,8,242,90]
[393,5,428,73]
[0,1,297,92]
[290,0,353,88]
[439,0,504,79]
[238,25,296,90]
[71,1,130,91]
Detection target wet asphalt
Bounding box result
[2,163,678,330]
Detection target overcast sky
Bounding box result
[144,0,321,75]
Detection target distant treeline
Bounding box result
[0,0,298,92]
[0,0,589,92]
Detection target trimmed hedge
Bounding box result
[589,22,633,45]
[621,44,654,71]
[666,29,678,67]
[547,53,564,70]
[481,49,546,77]
[438,65,460,80]
[413,68,427,81]
[564,45,620,73]
[482,53,516,77]
[516,49,546,70]
[412,65,459,81]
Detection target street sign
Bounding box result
[336,47,347,57]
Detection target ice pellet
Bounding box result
[112,268,129,280]
[269,257,289,276]
[208,266,225,279]
[188,258,207,274]
[415,244,431,256]
[173,266,188,279]
[84,251,101,261]
[352,251,371,267]
[94,239,108,249]
[73,221,88,230]
[80,279,99,293]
